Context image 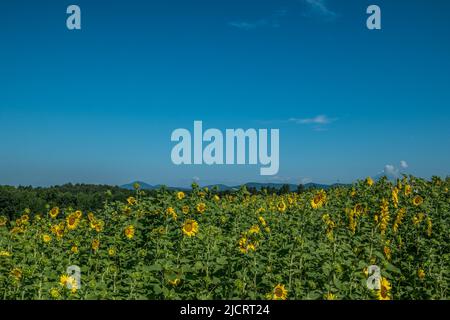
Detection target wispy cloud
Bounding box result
[377,161,410,180]
[289,115,336,125]
[288,115,337,131]
[228,20,268,30]
[228,8,288,30]
[302,0,337,19]
[400,160,409,169]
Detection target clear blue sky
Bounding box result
[1,0,449,187]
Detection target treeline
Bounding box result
[0,183,313,221]
[0,184,136,220]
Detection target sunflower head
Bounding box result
[272,284,288,300]
[182,219,199,237]
[42,234,52,243]
[127,197,137,206]
[196,203,206,214]
[277,200,287,213]
[418,269,426,280]
[0,216,7,227]
[124,225,135,239]
[376,277,392,300]
[182,205,190,214]
[176,191,185,200]
[412,195,423,206]
[49,207,60,219]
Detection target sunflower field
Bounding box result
[0,176,449,300]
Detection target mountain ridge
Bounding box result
[120,181,349,191]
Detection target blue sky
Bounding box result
[1,0,449,187]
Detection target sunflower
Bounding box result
[10,268,22,281]
[0,250,12,257]
[168,278,181,286]
[166,207,177,219]
[404,184,412,196]
[196,203,206,214]
[412,195,423,206]
[277,200,287,213]
[182,205,190,214]
[74,210,82,219]
[20,214,29,224]
[42,234,52,243]
[311,190,326,209]
[376,277,391,300]
[59,275,78,293]
[213,195,220,202]
[87,212,95,222]
[392,187,399,208]
[124,225,135,239]
[182,219,199,237]
[0,215,7,226]
[49,207,60,219]
[248,225,260,235]
[418,269,425,280]
[66,213,80,230]
[325,292,336,300]
[176,191,185,200]
[258,216,267,227]
[127,197,137,205]
[272,284,288,300]
[50,288,61,299]
[71,245,79,254]
[91,219,104,233]
[91,239,100,251]
[108,247,116,257]
[366,177,374,186]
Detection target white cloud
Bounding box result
[289,115,336,125]
[384,164,400,178]
[192,176,200,182]
[400,160,409,169]
[228,20,267,30]
[303,0,337,18]
[228,8,288,30]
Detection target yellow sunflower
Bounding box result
[42,234,52,243]
[325,292,336,300]
[0,250,12,257]
[91,239,100,251]
[196,202,206,214]
[182,219,199,237]
[177,191,185,200]
[418,269,425,280]
[272,284,288,300]
[124,225,135,239]
[59,274,78,293]
[127,197,137,205]
[10,268,22,281]
[168,278,181,286]
[277,200,287,213]
[412,195,423,206]
[108,247,116,257]
[0,216,7,227]
[311,190,326,209]
[49,207,60,219]
[376,277,392,300]
[182,205,190,214]
[366,177,374,186]
[66,213,80,230]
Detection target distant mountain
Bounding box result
[120,181,190,191]
[120,181,156,190]
[121,181,347,192]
